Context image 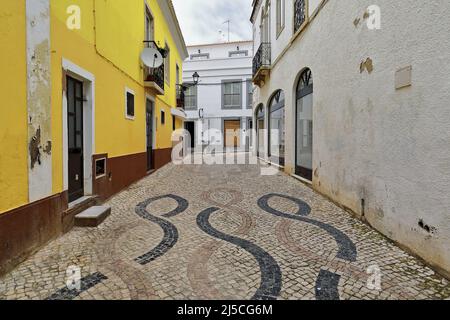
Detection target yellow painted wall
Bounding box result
[0,0,185,212]
[0,1,29,213]
[50,0,184,193]
[146,0,184,149]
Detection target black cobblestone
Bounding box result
[197,207,282,301]
[315,269,341,300]
[46,272,108,300]
[258,194,357,262]
[134,194,189,265]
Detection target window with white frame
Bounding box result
[276,0,285,36]
[125,88,135,119]
[222,80,242,109]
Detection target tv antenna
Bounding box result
[223,20,231,42]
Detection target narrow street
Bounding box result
[1,161,448,300]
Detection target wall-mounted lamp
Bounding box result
[178,72,200,91]
[192,72,200,85]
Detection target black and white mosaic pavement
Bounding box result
[46,272,108,300]
[134,194,188,265]
[0,161,448,300]
[197,207,282,300]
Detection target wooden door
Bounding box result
[224,120,241,148]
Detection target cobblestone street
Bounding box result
[0,161,449,300]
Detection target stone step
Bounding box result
[74,206,111,228]
[62,196,101,233]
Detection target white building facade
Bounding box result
[251,0,450,277]
[182,41,254,152]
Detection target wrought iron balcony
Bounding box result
[294,0,306,34]
[142,40,166,94]
[144,63,165,94]
[252,42,271,87]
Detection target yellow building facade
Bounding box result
[0,0,187,275]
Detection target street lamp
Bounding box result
[192,72,200,85]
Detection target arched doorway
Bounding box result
[256,104,265,158]
[295,68,313,180]
[268,90,285,166]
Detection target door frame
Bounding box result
[145,95,156,171]
[62,59,95,201]
[295,69,313,181]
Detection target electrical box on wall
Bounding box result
[395,66,412,90]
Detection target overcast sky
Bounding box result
[172,0,253,45]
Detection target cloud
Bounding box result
[172,0,253,45]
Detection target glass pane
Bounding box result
[258,119,265,157]
[76,101,82,131]
[68,115,75,149]
[270,108,285,159]
[296,93,313,170]
[232,94,240,106]
[233,82,241,93]
[224,83,232,94]
[76,133,82,149]
[224,95,232,107]
[76,82,82,98]
[68,81,75,113]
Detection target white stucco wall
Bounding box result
[183,42,254,150]
[252,0,450,276]
[26,0,52,202]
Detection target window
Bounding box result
[222,80,242,109]
[269,90,285,166]
[164,43,170,84]
[246,80,253,109]
[95,158,106,179]
[229,50,248,58]
[176,64,180,86]
[172,115,176,131]
[190,53,210,60]
[276,0,285,36]
[125,88,135,119]
[294,0,307,34]
[145,8,154,41]
[184,84,197,110]
[161,110,165,125]
[295,68,313,180]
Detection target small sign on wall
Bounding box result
[395,66,412,90]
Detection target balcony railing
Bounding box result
[142,40,166,93]
[176,87,185,110]
[145,63,165,92]
[294,0,306,33]
[253,42,271,77]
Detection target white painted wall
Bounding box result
[26,0,52,202]
[183,41,254,150]
[252,0,450,276]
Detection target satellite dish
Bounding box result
[141,47,164,68]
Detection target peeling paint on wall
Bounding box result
[26,0,52,202]
[360,57,374,74]
[29,127,41,169]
